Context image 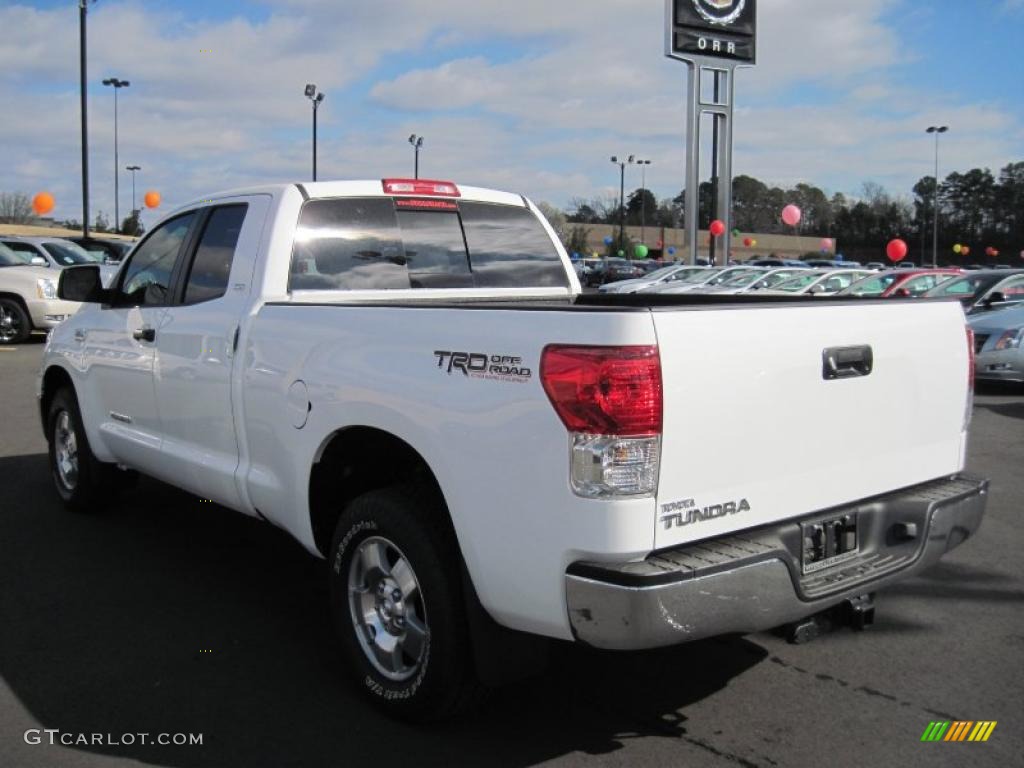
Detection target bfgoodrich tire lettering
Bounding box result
[327,486,484,721]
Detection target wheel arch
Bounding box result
[39,364,75,434]
[308,426,453,559]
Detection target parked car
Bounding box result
[706,267,811,295]
[41,177,986,721]
[922,270,1024,314]
[804,259,862,269]
[650,266,761,294]
[1,237,119,287]
[747,258,809,268]
[0,242,81,343]
[838,269,962,298]
[762,269,873,296]
[969,303,1024,385]
[599,264,706,294]
[65,236,134,265]
[864,262,887,271]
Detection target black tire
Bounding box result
[328,486,485,722]
[0,297,31,344]
[47,387,126,512]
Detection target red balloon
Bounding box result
[961,246,971,256]
[709,220,726,237]
[743,237,753,247]
[886,239,908,262]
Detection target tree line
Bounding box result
[554,161,1023,262]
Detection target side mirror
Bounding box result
[31,256,47,267]
[893,288,911,298]
[58,265,107,303]
[986,291,1006,306]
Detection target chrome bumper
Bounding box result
[566,475,988,650]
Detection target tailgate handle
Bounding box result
[823,345,873,380]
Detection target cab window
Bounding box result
[113,213,196,307]
[182,205,248,304]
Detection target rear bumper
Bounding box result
[566,474,988,650]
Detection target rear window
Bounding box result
[289,198,568,292]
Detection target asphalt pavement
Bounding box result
[1,336,1021,768]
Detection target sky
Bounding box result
[0,0,1022,228]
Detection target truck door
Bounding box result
[80,212,198,475]
[150,196,269,510]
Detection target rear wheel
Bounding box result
[0,298,30,344]
[328,486,484,721]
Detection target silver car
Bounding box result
[601,264,708,294]
[705,267,812,295]
[760,269,873,296]
[970,304,1024,385]
[650,266,762,295]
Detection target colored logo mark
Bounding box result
[921,721,997,742]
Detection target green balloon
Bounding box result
[617,250,625,257]
[732,228,741,237]
[634,244,649,259]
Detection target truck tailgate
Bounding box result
[653,300,970,550]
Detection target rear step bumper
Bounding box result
[565,474,988,650]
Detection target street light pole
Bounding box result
[79,0,93,238]
[408,135,424,179]
[610,155,635,250]
[926,126,948,268]
[304,84,325,181]
[126,164,141,215]
[103,77,130,233]
[636,159,651,244]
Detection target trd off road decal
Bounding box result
[433,351,532,383]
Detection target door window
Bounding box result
[113,213,196,307]
[182,205,248,304]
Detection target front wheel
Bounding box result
[0,298,30,344]
[327,486,484,721]
[47,387,126,512]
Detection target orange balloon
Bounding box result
[144,191,161,209]
[33,192,55,215]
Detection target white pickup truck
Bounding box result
[39,178,987,721]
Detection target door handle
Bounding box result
[823,345,873,380]
[74,329,87,342]
[133,327,156,343]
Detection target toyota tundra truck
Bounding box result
[38,178,987,721]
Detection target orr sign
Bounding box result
[669,0,757,64]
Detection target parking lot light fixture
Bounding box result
[126,165,141,215]
[102,77,130,233]
[305,84,325,181]
[926,126,949,269]
[408,135,425,179]
[610,155,636,250]
[636,159,652,244]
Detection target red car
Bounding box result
[839,269,962,298]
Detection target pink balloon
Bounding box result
[820,238,833,251]
[781,205,802,227]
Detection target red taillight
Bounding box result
[382,178,461,197]
[966,327,975,390]
[541,346,662,436]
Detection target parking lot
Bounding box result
[1,336,1021,768]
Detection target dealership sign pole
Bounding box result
[666,0,756,265]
